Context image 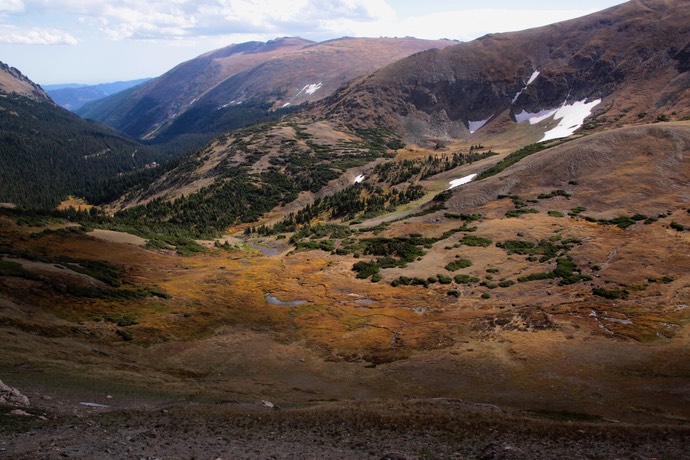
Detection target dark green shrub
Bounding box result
[671,221,687,232]
[445,258,473,271]
[116,330,133,341]
[518,272,552,282]
[537,190,571,200]
[436,274,452,284]
[497,240,536,254]
[459,235,492,247]
[648,276,673,284]
[592,287,629,300]
[352,261,380,279]
[454,274,480,284]
[505,208,539,218]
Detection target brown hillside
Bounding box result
[78,37,454,140]
[321,0,690,146]
[197,37,457,110]
[442,122,690,216]
[77,37,314,138]
[0,61,52,102]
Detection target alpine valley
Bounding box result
[0,1,689,458]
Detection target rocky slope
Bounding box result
[0,61,51,103]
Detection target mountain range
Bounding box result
[76,37,455,144]
[107,0,690,224]
[321,0,690,145]
[43,78,151,111]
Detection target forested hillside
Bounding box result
[0,93,167,208]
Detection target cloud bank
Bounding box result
[0,1,603,45]
[0,24,77,44]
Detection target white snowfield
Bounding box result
[514,98,601,142]
[468,118,490,134]
[297,82,323,97]
[541,98,601,141]
[354,174,365,183]
[514,107,558,124]
[512,70,540,103]
[448,173,477,189]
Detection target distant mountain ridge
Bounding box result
[44,78,151,111]
[77,37,455,142]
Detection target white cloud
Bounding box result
[338,8,598,41]
[0,0,24,14]
[17,0,393,41]
[0,1,600,44]
[0,24,77,44]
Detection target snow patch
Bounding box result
[514,98,601,141]
[468,118,490,134]
[297,82,323,97]
[511,70,540,104]
[514,108,558,124]
[448,173,477,189]
[354,174,365,184]
[541,98,601,142]
[80,402,110,408]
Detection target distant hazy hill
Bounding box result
[77,37,455,143]
[44,78,151,111]
[0,62,165,208]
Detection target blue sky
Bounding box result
[0,0,627,85]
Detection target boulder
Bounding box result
[0,379,30,407]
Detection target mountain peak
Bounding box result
[0,61,52,103]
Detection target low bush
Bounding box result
[454,274,480,284]
[458,235,492,247]
[445,258,473,271]
[592,287,629,300]
[436,274,452,284]
[352,261,380,279]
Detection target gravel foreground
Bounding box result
[2,399,689,459]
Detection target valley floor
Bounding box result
[1,123,689,458]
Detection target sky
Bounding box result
[0,0,628,85]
